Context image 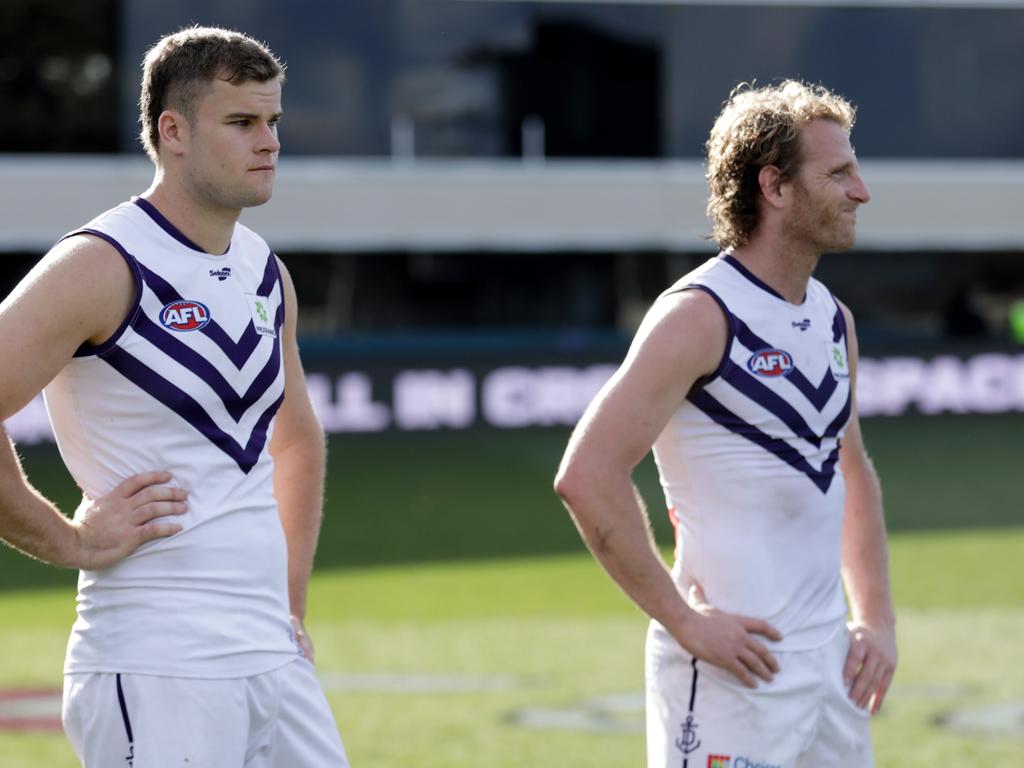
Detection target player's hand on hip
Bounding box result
[844,621,897,715]
[70,471,187,569]
[291,615,315,663]
[680,584,783,689]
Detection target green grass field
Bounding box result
[0,414,1022,766]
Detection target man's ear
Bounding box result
[758,165,786,210]
[157,110,189,158]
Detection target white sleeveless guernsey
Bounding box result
[45,199,299,677]
[652,254,852,650]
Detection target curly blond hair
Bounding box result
[705,80,856,249]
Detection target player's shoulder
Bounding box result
[44,231,133,287]
[660,253,730,296]
[22,231,138,342]
[651,255,730,330]
[630,282,728,378]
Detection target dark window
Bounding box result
[0,0,119,152]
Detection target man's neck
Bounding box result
[729,233,820,305]
[141,175,240,255]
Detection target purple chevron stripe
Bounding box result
[203,322,263,368]
[257,252,279,297]
[733,320,839,410]
[137,263,279,369]
[101,346,283,473]
[831,307,845,344]
[823,389,852,439]
[816,441,843,491]
[723,366,822,448]
[132,311,281,423]
[688,389,839,494]
[133,198,217,254]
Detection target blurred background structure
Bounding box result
[3,0,1024,555]
[1,3,1023,765]
[3,1,1024,441]
[1,0,1024,558]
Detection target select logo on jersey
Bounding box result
[747,348,794,378]
[160,300,211,332]
[707,757,730,768]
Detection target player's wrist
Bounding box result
[665,600,700,647]
[850,608,896,632]
[41,512,84,570]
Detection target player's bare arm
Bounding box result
[556,289,782,688]
[836,301,897,715]
[0,235,186,569]
[268,257,327,663]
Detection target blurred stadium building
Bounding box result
[3,0,1024,439]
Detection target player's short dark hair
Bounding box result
[139,26,285,163]
[705,80,856,249]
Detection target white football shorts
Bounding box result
[62,657,349,767]
[645,622,872,768]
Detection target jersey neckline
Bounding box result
[719,252,808,307]
[132,197,232,258]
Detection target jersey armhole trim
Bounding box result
[269,251,285,332]
[830,292,849,351]
[66,229,143,359]
[663,283,735,385]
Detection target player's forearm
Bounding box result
[273,430,326,621]
[556,464,692,638]
[840,457,895,628]
[0,426,78,567]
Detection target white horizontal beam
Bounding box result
[0,156,1021,253]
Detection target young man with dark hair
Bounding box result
[0,26,348,766]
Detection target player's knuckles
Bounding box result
[139,523,175,542]
[139,502,183,521]
[118,471,164,495]
[731,665,751,687]
[131,486,166,505]
[846,645,868,669]
[842,659,860,681]
[851,679,872,705]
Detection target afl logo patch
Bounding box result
[160,300,211,332]
[747,348,794,377]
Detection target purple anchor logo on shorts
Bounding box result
[675,714,702,758]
